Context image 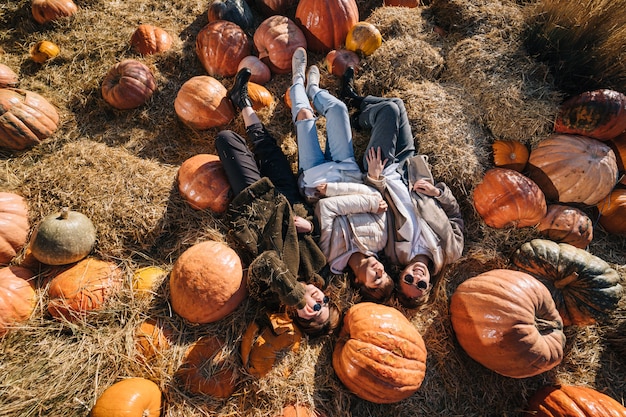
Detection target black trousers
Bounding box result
[215,123,302,205]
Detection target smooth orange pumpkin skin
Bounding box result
[597,188,626,235]
[31,0,77,24]
[537,204,593,249]
[0,64,19,88]
[526,385,626,417]
[238,56,272,85]
[90,377,162,417]
[0,192,29,265]
[248,82,274,110]
[174,76,235,130]
[345,22,382,57]
[295,0,359,53]
[169,241,246,324]
[332,302,427,404]
[450,269,565,378]
[492,140,529,172]
[196,20,251,77]
[473,168,547,228]
[275,405,324,417]
[130,24,173,55]
[30,40,60,63]
[0,266,36,337]
[177,154,232,213]
[325,49,359,77]
[134,318,172,361]
[254,16,307,74]
[0,88,59,150]
[101,59,156,110]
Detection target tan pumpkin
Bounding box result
[174,75,235,130]
[597,187,626,235]
[512,239,623,326]
[175,335,238,398]
[101,59,156,110]
[450,269,565,378]
[254,16,307,74]
[325,49,359,77]
[473,168,547,228]
[30,207,96,266]
[196,20,251,77]
[237,56,272,85]
[527,134,618,205]
[0,192,29,265]
[31,0,78,24]
[134,318,172,361]
[130,24,173,55]
[0,266,36,337]
[332,302,427,404]
[345,22,382,57]
[47,258,122,321]
[248,81,274,110]
[132,266,167,295]
[30,40,60,63]
[537,204,593,248]
[177,154,232,213]
[0,64,19,88]
[492,140,529,172]
[0,88,59,151]
[89,378,161,417]
[526,384,626,416]
[169,240,246,324]
[295,0,359,53]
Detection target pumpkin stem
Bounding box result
[554,272,579,289]
[535,317,562,333]
[59,207,70,220]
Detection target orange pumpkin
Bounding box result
[527,134,618,205]
[169,240,246,324]
[275,405,323,417]
[0,266,36,337]
[325,49,359,77]
[134,318,172,361]
[174,75,235,130]
[130,24,173,55]
[90,378,161,417]
[238,56,272,85]
[31,0,78,24]
[176,335,238,398]
[0,192,29,265]
[295,0,359,53]
[283,86,293,109]
[597,188,626,235]
[473,168,547,228]
[384,0,419,7]
[0,64,19,88]
[345,22,382,57]
[132,266,167,295]
[30,40,60,63]
[607,132,626,184]
[526,385,626,417]
[196,20,251,77]
[492,140,529,172]
[332,302,427,404]
[450,269,565,378]
[101,59,156,110]
[177,154,232,213]
[537,204,593,248]
[255,0,298,17]
[254,16,307,74]
[47,258,122,321]
[0,88,59,151]
[248,82,274,110]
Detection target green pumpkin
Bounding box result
[208,0,255,33]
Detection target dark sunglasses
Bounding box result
[403,275,428,290]
[313,296,330,312]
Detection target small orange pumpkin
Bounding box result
[134,318,172,361]
[0,192,29,265]
[537,204,593,248]
[295,0,359,53]
[597,188,626,235]
[132,266,167,295]
[31,0,78,24]
[177,154,232,213]
[384,0,420,7]
[345,22,382,57]
[526,384,626,416]
[492,140,529,172]
[130,24,173,55]
[254,16,307,74]
[237,56,272,85]
[275,405,324,417]
[325,49,359,78]
[30,40,60,63]
[90,378,162,417]
[174,76,235,130]
[196,20,252,77]
[248,82,274,110]
[0,64,19,88]
[0,266,36,337]
[101,59,156,110]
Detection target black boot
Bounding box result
[339,66,363,109]
[229,67,253,111]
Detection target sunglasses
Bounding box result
[313,296,330,312]
[403,275,428,290]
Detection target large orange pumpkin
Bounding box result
[177,154,231,213]
[536,204,593,249]
[0,192,29,265]
[89,377,162,417]
[255,0,298,17]
[597,187,626,235]
[169,240,246,324]
[253,16,307,74]
[130,24,173,55]
[0,63,19,88]
[101,59,156,110]
[332,302,427,404]
[174,76,235,130]
[196,20,251,77]
[526,385,626,416]
[0,88,59,150]
[0,266,36,337]
[31,0,78,24]
[527,134,618,205]
[473,168,547,228]
[450,269,565,378]
[492,139,529,172]
[295,0,359,53]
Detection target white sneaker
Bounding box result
[292,47,307,85]
[306,65,320,99]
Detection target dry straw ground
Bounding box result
[1,0,625,416]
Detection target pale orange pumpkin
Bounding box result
[325,49,359,77]
[0,192,29,265]
[596,188,626,235]
[295,0,359,53]
[492,140,529,172]
[0,266,36,337]
[31,0,78,24]
[177,154,232,213]
[196,20,251,77]
[345,22,382,57]
[89,378,162,417]
[237,56,272,85]
[130,24,173,55]
[101,59,156,110]
[0,63,19,88]
[254,16,307,74]
[174,76,235,130]
[537,204,593,248]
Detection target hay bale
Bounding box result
[366,6,435,40]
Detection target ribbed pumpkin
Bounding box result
[526,385,626,417]
[254,16,307,74]
[196,20,251,77]
[238,56,272,85]
[512,239,623,326]
[473,168,547,228]
[345,22,382,57]
[527,134,618,205]
[101,59,156,110]
[554,89,626,141]
[597,188,626,235]
[47,258,122,321]
[0,88,59,151]
[0,266,36,337]
[607,132,626,185]
[384,0,419,7]
[30,207,96,266]
[130,24,173,55]
[0,64,19,88]
[325,49,359,77]
[208,0,255,33]
[30,40,60,63]
[450,269,565,378]
[134,318,172,361]
[332,302,427,404]
[31,0,78,24]
[169,240,246,324]
[0,192,29,265]
[176,335,238,398]
[492,140,529,172]
[175,76,235,130]
[537,204,593,248]
[295,0,359,53]
[248,82,274,110]
[90,378,162,417]
[177,154,232,213]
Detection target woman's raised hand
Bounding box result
[366,147,387,180]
